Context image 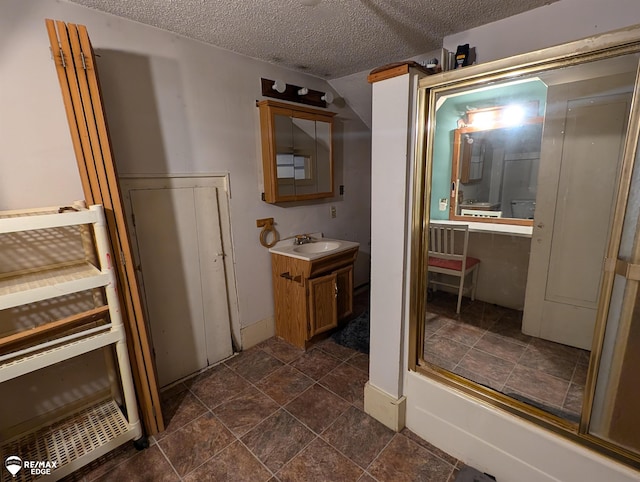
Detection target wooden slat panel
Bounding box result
[45,19,163,434]
[75,23,163,433]
[44,20,94,204]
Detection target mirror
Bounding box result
[453,118,543,220]
[431,78,547,226]
[414,30,640,465]
[258,100,335,203]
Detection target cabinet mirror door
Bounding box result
[259,100,335,203]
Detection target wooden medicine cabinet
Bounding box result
[257,100,336,203]
[449,101,543,226]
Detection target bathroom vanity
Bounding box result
[269,237,359,349]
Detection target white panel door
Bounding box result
[523,75,632,349]
[125,179,233,387]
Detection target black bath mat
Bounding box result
[331,309,370,354]
[455,466,497,481]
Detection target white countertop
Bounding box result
[433,219,533,237]
[269,234,360,261]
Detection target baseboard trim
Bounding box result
[240,316,275,349]
[364,381,406,431]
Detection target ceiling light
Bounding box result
[298,87,309,96]
[272,79,286,93]
[321,92,334,104]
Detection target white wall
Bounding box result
[368,0,640,480]
[0,0,372,340]
[444,0,640,64]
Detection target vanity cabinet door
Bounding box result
[307,272,338,338]
[336,265,354,320]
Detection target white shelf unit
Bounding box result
[0,205,142,482]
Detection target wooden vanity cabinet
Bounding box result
[271,247,357,349]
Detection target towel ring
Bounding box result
[257,217,278,248]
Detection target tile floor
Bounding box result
[423,291,590,422]
[65,336,464,481]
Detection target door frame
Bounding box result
[119,173,241,352]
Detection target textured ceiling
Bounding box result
[68,0,558,79]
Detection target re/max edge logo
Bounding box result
[4,456,59,477]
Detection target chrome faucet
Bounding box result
[294,234,313,245]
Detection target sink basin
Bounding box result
[293,241,340,254]
[269,236,359,261]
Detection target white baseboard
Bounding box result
[364,381,406,432]
[240,316,275,349]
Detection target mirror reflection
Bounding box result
[422,53,639,431]
[275,115,332,197]
[454,120,542,219]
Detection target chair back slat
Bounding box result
[428,223,470,261]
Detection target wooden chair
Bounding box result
[427,223,480,314]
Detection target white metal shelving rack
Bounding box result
[0,205,142,482]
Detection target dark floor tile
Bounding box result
[424,333,471,365]
[474,332,526,363]
[93,445,179,482]
[358,474,377,482]
[277,437,363,482]
[368,434,455,482]
[448,466,461,482]
[319,363,369,407]
[504,385,565,418]
[241,409,316,472]
[572,361,589,386]
[461,302,505,327]
[563,382,584,415]
[421,353,458,372]
[156,390,208,441]
[529,337,582,361]
[400,428,458,466]
[183,441,271,482]
[505,365,570,407]
[160,381,191,402]
[318,338,359,360]
[255,365,314,405]
[285,384,351,434]
[487,316,531,345]
[578,349,591,365]
[437,320,486,346]
[454,366,504,392]
[290,349,342,381]
[190,364,250,409]
[457,348,515,387]
[158,412,235,476]
[225,348,284,383]
[519,346,577,381]
[259,337,305,364]
[424,315,450,338]
[347,352,370,374]
[322,406,394,468]
[213,386,280,436]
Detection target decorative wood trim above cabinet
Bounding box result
[367,61,438,83]
[257,100,336,204]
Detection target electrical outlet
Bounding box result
[330,206,337,218]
